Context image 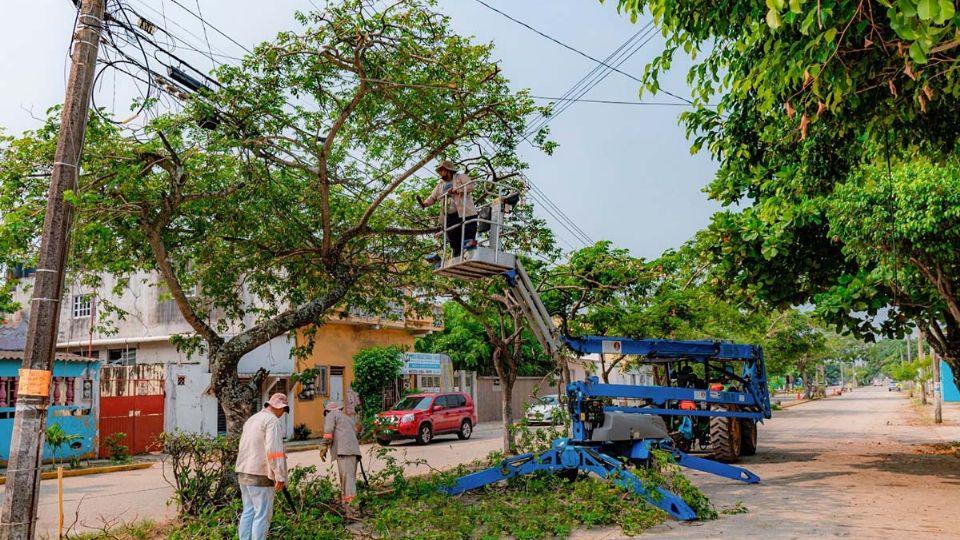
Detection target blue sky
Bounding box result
[0,0,719,259]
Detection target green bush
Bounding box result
[163,443,719,539]
[103,432,130,464]
[158,432,239,517]
[352,346,404,421]
[292,423,312,441]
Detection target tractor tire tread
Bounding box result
[709,407,742,463]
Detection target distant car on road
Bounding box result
[525,394,562,425]
[888,381,900,392]
[375,392,476,446]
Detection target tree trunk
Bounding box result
[210,350,260,436]
[501,376,515,454]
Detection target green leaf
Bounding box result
[935,0,955,24]
[898,0,918,18]
[766,8,782,29]
[789,0,803,14]
[824,27,838,42]
[909,40,929,63]
[917,0,938,20]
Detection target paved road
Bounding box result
[20,422,505,538]
[577,386,960,539]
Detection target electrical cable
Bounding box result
[472,0,693,106]
[165,0,252,53]
[530,96,693,106]
[525,23,657,137]
[524,24,650,137]
[103,0,595,252]
[193,0,216,66]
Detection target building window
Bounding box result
[107,348,136,366]
[72,294,92,319]
[419,375,441,391]
[316,366,329,396]
[298,366,328,400]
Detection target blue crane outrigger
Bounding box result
[432,187,773,521]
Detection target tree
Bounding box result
[609,0,960,387]
[762,311,828,398]
[44,423,81,466]
[447,274,554,454]
[540,241,651,382]
[352,346,404,421]
[416,302,555,377]
[0,0,543,433]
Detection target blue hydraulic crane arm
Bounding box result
[562,336,773,420]
[562,335,758,360]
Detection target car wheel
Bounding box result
[457,419,473,440]
[376,438,391,446]
[416,423,433,445]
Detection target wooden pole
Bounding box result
[0,1,104,537]
[56,467,63,539]
[933,353,943,424]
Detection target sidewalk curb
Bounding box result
[777,390,847,410]
[0,462,153,485]
[286,444,320,453]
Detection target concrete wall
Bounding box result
[164,363,218,435]
[0,359,100,463]
[238,336,294,377]
[294,323,418,435]
[475,376,556,424]
[943,360,960,402]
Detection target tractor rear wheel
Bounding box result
[709,408,742,463]
[739,419,758,456]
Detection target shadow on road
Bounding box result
[849,452,960,483]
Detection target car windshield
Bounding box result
[539,395,558,405]
[392,396,433,410]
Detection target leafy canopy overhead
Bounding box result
[609,0,960,385]
[0,0,545,432]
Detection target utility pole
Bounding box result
[0,1,104,538]
[933,352,943,424]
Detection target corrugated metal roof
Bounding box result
[0,350,96,363]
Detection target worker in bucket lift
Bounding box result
[419,159,478,262]
[318,400,362,518]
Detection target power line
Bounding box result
[472,0,693,105]
[525,24,650,137]
[530,95,692,106]
[166,0,252,53]
[104,1,595,252]
[525,23,657,137]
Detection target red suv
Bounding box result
[375,392,477,445]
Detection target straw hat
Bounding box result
[325,400,343,412]
[264,392,289,411]
[435,159,458,173]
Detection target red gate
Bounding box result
[99,364,165,457]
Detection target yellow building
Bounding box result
[293,311,437,435]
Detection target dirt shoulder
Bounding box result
[576,387,960,540]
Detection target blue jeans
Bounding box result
[238,484,275,540]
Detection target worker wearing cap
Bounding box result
[420,160,478,257]
[318,400,362,515]
[235,393,289,540]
